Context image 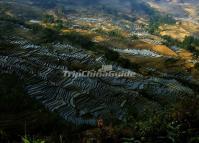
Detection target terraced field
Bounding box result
[1,29,198,127]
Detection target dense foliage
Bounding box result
[181,36,199,56]
[162,35,199,56]
[162,35,181,47]
[148,12,175,34]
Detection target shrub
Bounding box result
[105,49,119,61]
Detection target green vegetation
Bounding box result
[105,49,119,61]
[34,28,60,44]
[63,32,95,49]
[43,15,54,23]
[131,35,139,40]
[121,94,199,143]
[0,14,24,36]
[54,20,64,31]
[148,12,176,34]
[107,29,123,38]
[162,35,199,56]
[26,24,61,44]
[162,35,181,47]
[181,36,199,56]
[195,63,199,70]
[22,136,45,143]
[105,49,139,69]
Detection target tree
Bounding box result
[131,35,139,40]
[194,63,199,70]
[107,30,122,37]
[105,49,119,61]
[64,32,94,49]
[43,15,54,23]
[181,36,199,56]
[162,35,180,47]
[55,20,63,31]
[181,36,194,50]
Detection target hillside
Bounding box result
[0,0,199,142]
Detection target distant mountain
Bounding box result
[144,0,199,19]
[0,0,160,21]
[153,0,198,3]
[31,0,173,22]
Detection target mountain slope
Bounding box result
[0,0,199,142]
